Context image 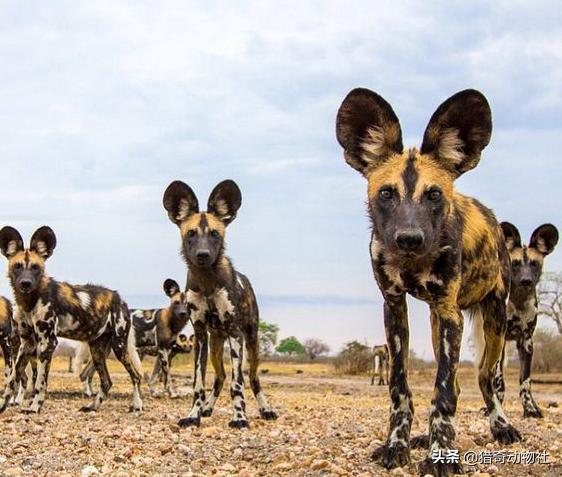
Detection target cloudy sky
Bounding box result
[0,1,560,359]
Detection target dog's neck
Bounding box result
[187,255,233,296]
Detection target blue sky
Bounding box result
[0,1,561,359]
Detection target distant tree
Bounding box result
[538,272,562,335]
[303,338,330,360]
[532,328,562,372]
[333,340,371,374]
[276,336,306,356]
[259,321,279,356]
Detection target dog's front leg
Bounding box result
[418,303,463,477]
[157,346,176,398]
[0,335,34,412]
[24,318,57,414]
[178,321,207,427]
[517,333,542,418]
[372,294,413,468]
[228,330,248,428]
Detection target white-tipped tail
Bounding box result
[73,342,92,376]
[127,324,143,377]
[374,355,380,374]
[469,306,485,368]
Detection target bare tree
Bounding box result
[538,272,562,335]
[303,338,330,360]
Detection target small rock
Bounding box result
[274,462,293,471]
[296,370,304,374]
[3,468,23,476]
[311,459,330,470]
[486,464,499,474]
[177,443,190,455]
[81,466,100,477]
[391,468,405,476]
[548,401,559,408]
[202,426,221,437]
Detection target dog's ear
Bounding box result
[163,181,200,226]
[529,224,559,256]
[336,88,403,177]
[30,226,57,259]
[0,227,24,258]
[500,222,522,252]
[163,279,181,297]
[421,89,492,177]
[207,180,242,225]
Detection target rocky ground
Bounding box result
[0,359,561,476]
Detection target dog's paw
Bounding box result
[178,416,201,428]
[371,443,410,469]
[259,408,278,420]
[411,434,430,449]
[228,418,249,429]
[492,423,521,444]
[418,457,463,477]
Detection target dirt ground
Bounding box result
[0,358,561,477]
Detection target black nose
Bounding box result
[19,279,32,290]
[395,229,424,251]
[196,250,211,264]
[520,278,533,286]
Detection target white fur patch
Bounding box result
[77,291,91,309]
[213,288,235,322]
[177,198,192,222]
[370,238,382,259]
[438,128,465,165]
[6,240,19,256]
[186,290,208,323]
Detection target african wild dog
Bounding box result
[163,179,277,428]
[0,226,143,413]
[140,332,195,393]
[0,298,38,406]
[0,297,13,381]
[80,278,192,398]
[494,222,558,417]
[336,88,521,476]
[370,344,389,386]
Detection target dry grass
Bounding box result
[0,358,561,476]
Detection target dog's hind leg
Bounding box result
[244,325,277,420]
[479,293,522,444]
[80,337,112,412]
[202,331,226,417]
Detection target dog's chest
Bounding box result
[506,298,537,339]
[187,287,236,329]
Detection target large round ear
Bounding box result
[0,226,24,258]
[336,88,403,177]
[163,278,181,297]
[529,224,559,256]
[421,89,492,177]
[207,180,242,225]
[30,226,57,259]
[163,181,199,226]
[500,222,522,252]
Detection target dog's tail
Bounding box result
[374,354,380,374]
[469,305,486,369]
[125,306,143,379]
[74,342,92,376]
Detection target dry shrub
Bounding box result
[333,341,371,375]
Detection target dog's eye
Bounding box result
[187,230,197,238]
[210,230,220,238]
[13,263,23,270]
[512,260,521,268]
[428,189,442,201]
[530,260,539,268]
[379,188,393,200]
[31,263,40,271]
